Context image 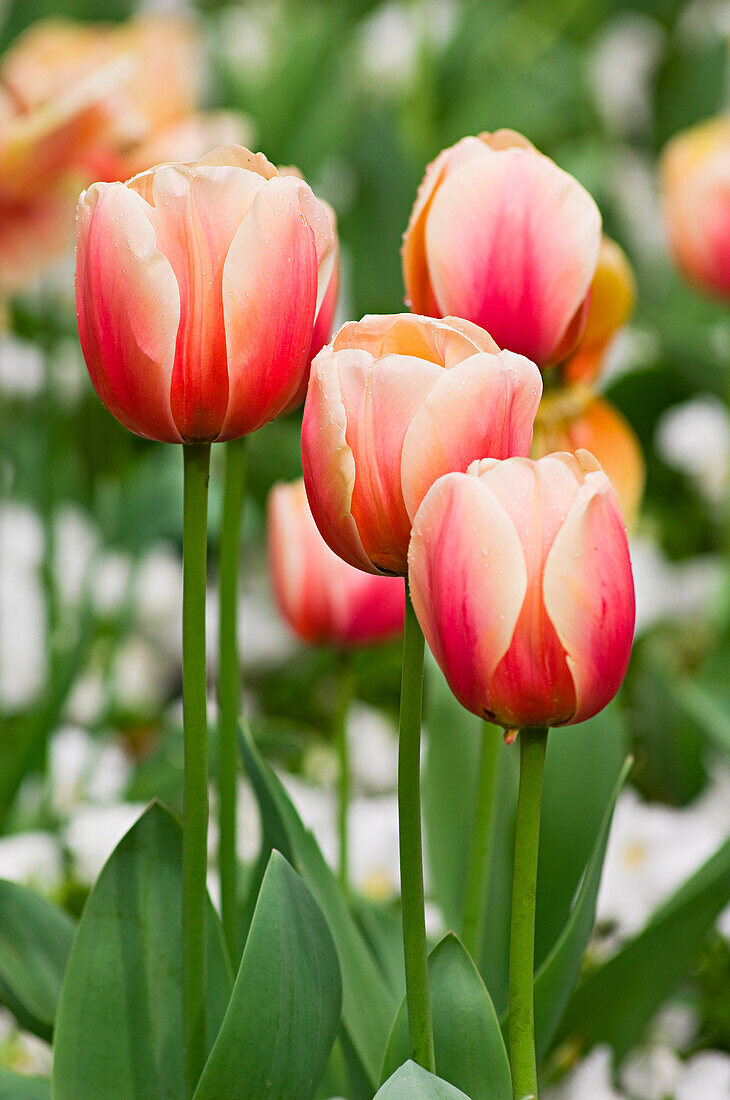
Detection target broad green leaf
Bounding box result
[380,934,511,1100]
[533,757,633,1060]
[53,802,232,1100]
[557,833,730,1060]
[0,1070,50,1098]
[240,723,397,1089]
[0,879,75,1029]
[481,706,626,1015]
[535,704,627,967]
[195,851,341,1100]
[351,896,405,1002]
[375,1061,470,1099]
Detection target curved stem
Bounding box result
[335,652,354,892]
[182,443,211,1098]
[398,585,435,1073]
[508,726,548,1100]
[217,437,246,963]
[461,721,501,964]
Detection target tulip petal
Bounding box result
[75,182,182,442]
[544,475,635,724]
[220,175,320,438]
[139,162,265,442]
[485,457,579,727]
[332,311,493,365]
[424,147,601,363]
[402,137,490,314]
[338,353,442,575]
[401,350,542,520]
[408,472,527,717]
[302,348,375,574]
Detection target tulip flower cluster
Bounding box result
[74,123,637,1100]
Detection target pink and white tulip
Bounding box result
[268,480,404,647]
[301,312,542,576]
[75,145,336,443]
[661,115,730,300]
[402,130,602,366]
[408,451,635,731]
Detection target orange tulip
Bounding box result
[561,237,636,386]
[301,313,542,575]
[532,390,644,526]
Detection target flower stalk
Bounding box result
[508,725,548,1100]
[217,436,246,963]
[182,443,211,1097]
[398,584,434,1073]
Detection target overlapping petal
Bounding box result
[544,468,635,724]
[408,471,527,716]
[423,147,601,363]
[75,182,181,441]
[401,350,542,521]
[221,175,323,438]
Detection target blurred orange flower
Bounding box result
[0,13,250,295]
[532,389,644,526]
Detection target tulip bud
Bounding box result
[661,115,730,299]
[268,480,404,647]
[301,312,543,576]
[408,451,635,731]
[402,130,602,366]
[561,236,636,386]
[75,145,336,443]
[532,391,644,526]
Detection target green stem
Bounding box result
[182,443,211,1098]
[461,721,501,963]
[217,437,246,964]
[508,726,548,1100]
[398,585,434,1073]
[335,652,354,892]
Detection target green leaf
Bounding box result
[375,1061,470,1099]
[53,802,232,1100]
[0,879,75,1028]
[194,851,341,1100]
[557,832,730,1060]
[0,1069,50,1099]
[481,705,626,1016]
[533,757,633,1060]
[351,896,405,1002]
[239,723,397,1090]
[380,934,511,1100]
[535,703,628,967]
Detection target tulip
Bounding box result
[402,129,602,365]
[532,391,644,525]
[268,480,404,646]
[661,115,730,299]
[76,144,336,443]
[408,450,635,732]
[301,312,542,576]
[561,236,636,386]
